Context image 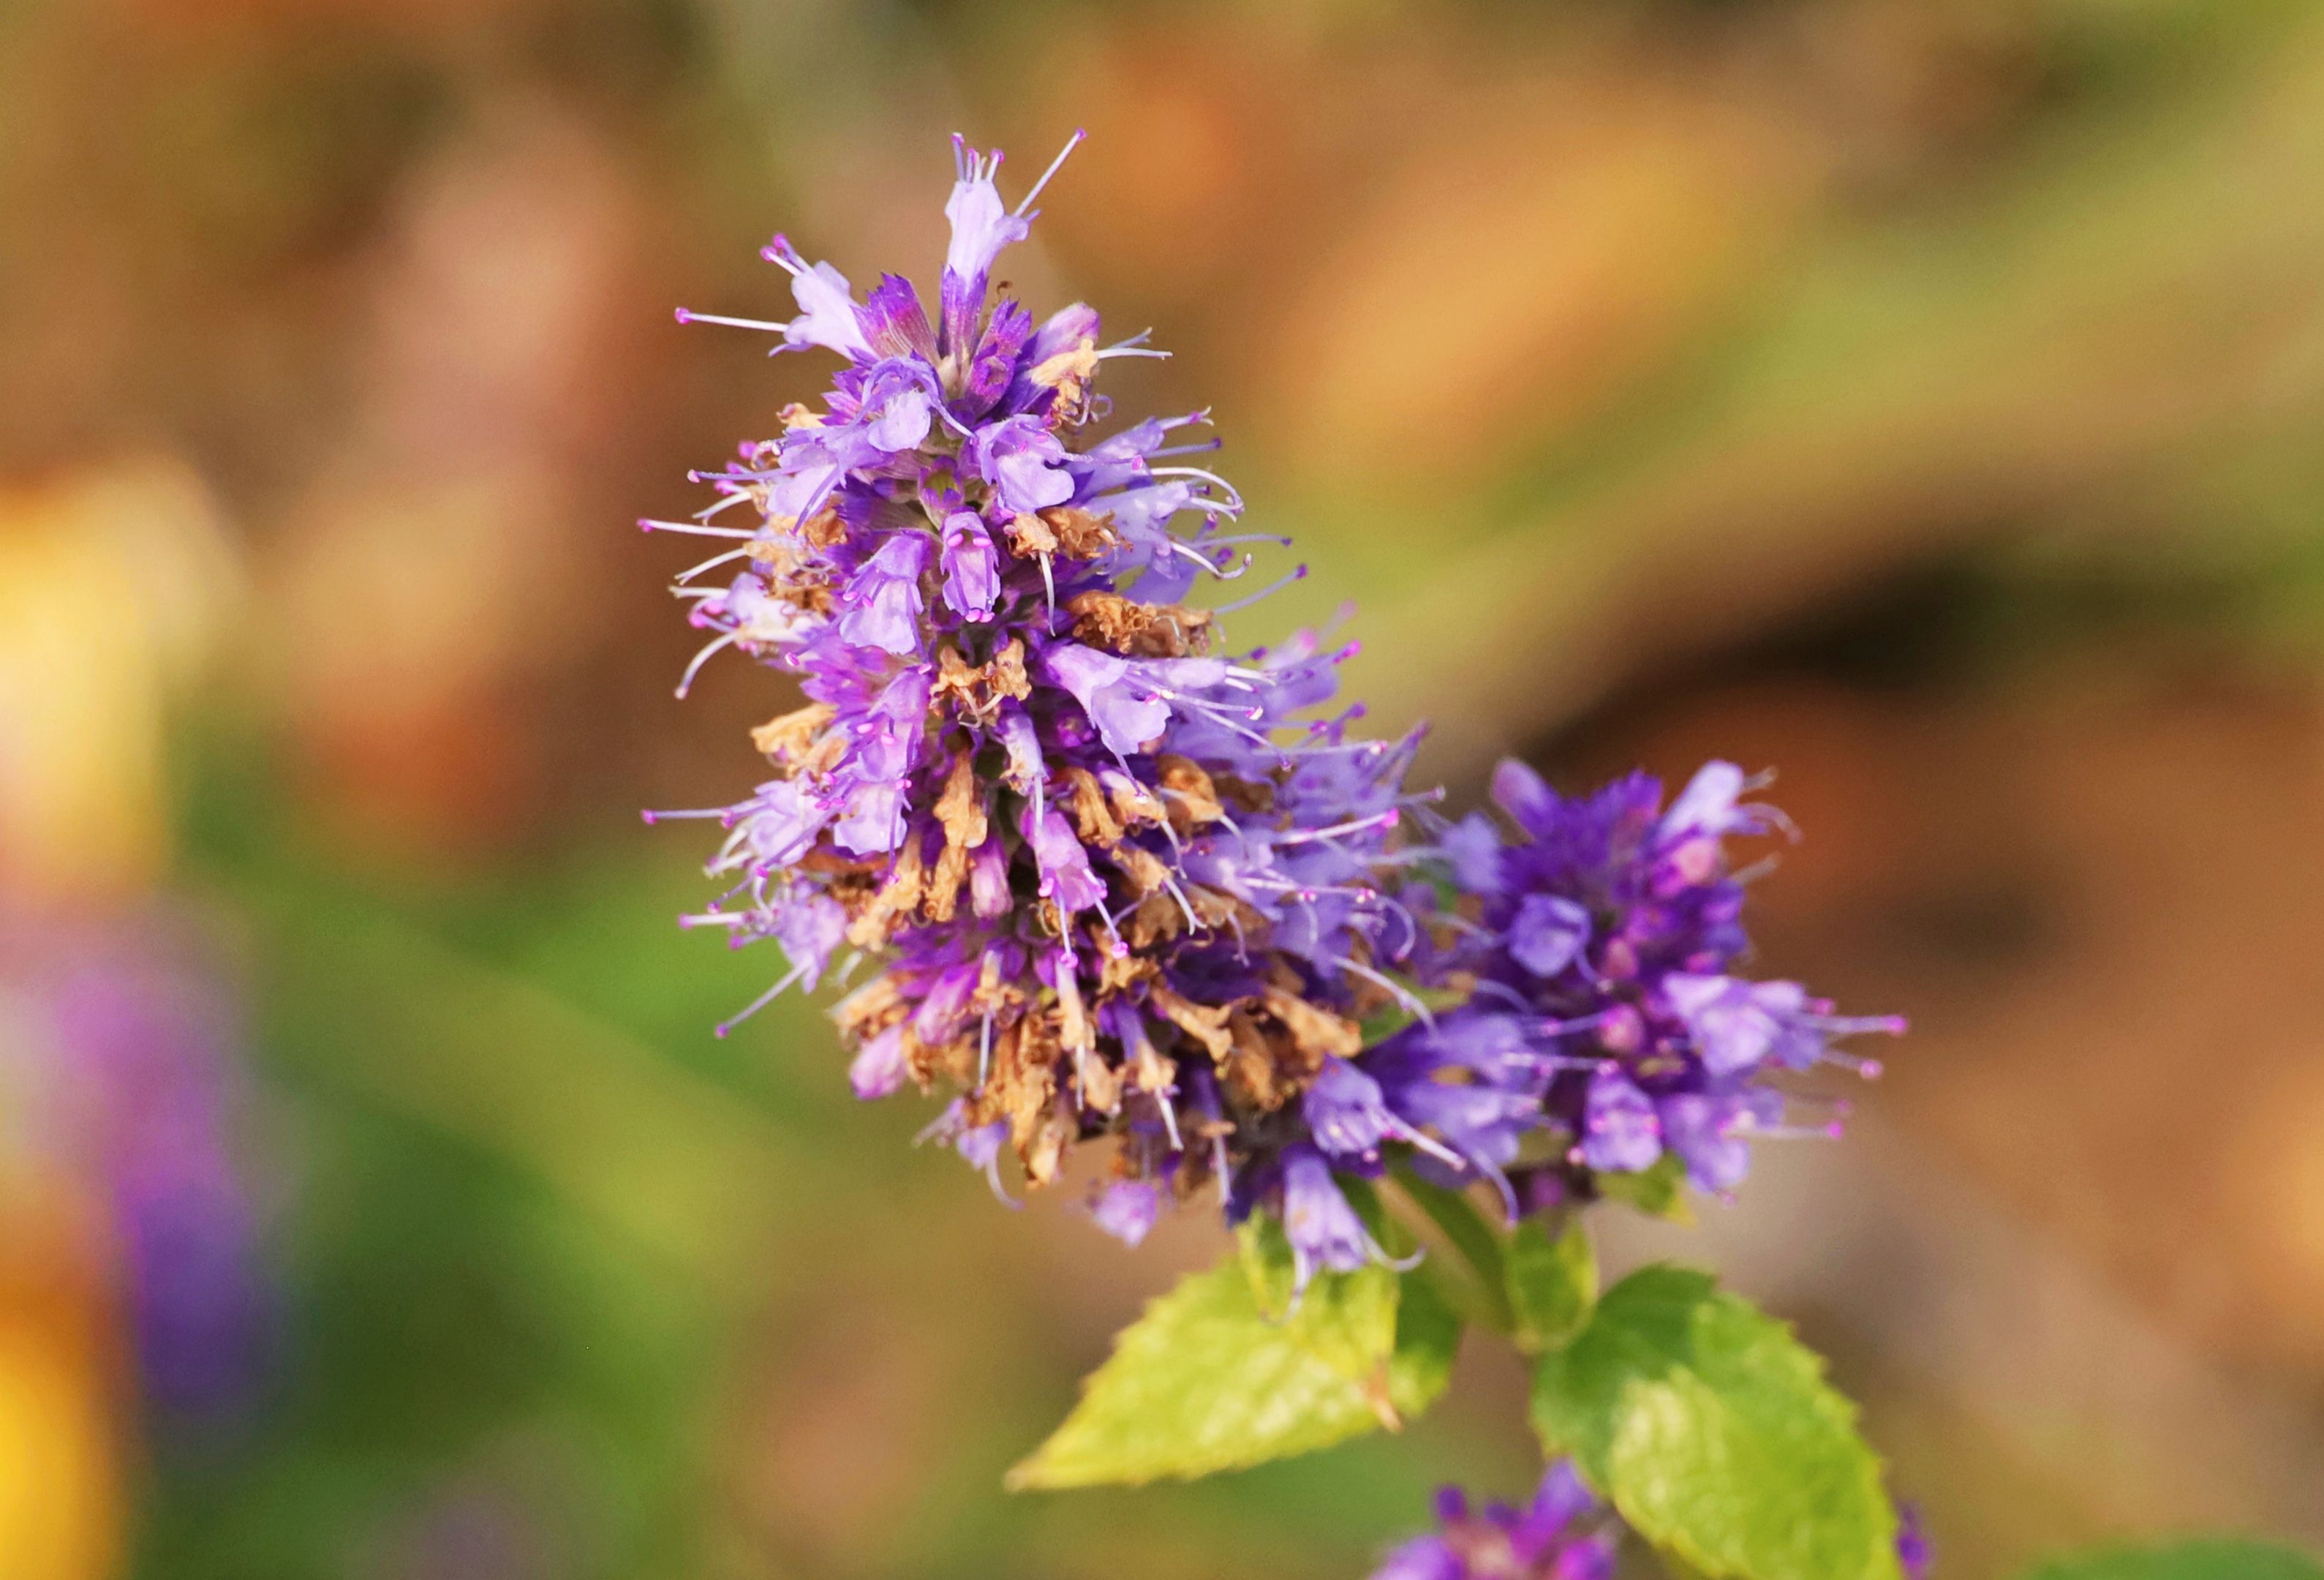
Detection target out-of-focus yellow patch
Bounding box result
[0,462,238,907]
[0,1170,123,1580]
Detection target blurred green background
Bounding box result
[7,1,2324,1576]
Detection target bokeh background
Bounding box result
[7,0,2324,1576]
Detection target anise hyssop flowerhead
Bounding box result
[649,133,1900,1282]
[649,134,1430,1264]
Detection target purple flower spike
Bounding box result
[1406,754,1902,1209]
[650,133,1895,1254]
[1369,1463,1623,1580]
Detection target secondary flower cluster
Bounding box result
[1362,1467,1932,1580]
[652,133,1900,1285]
[653,135,1427,1261]
[1370,759,1907,1214]
[1369,1464,1620,1580]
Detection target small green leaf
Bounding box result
[1531,1265,1898,1580]
[2018,1540,2324,1580]
[1597,1154,1695,1224]
[1008,1245,1460,1490]
[1506,1217,1596,1353]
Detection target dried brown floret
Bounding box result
[1220,1009,1304,1110]
[924,840,969,925]
[1064,590,1212,658]
[752,702,837,767]
[1064,767,1125,848]
[1074,1047,1122,1116]
[1110,845,1172,901]
[1025,338,1098,409]
[1215,775,1275,814]
[1003,513,1058,557]
[1261,986,1363,1062]
[799,505,847,547]
[932,639,1033,722]
[1106,775,1167,832]
[1126,892,1186,949]
[936,752,990,851]
[834,977,902,1041]
[1038,505,1121,560]
[848,840,927,948]
[1156,755,1226,832]
[1150,985,1235,1061]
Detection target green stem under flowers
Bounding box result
[1388,1165,1517,1336]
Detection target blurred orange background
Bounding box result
[7,1,2324,1576]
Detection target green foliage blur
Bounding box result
[9,0,2324,1576]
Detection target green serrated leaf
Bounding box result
[2018,1540,2324,1580]
[1008,1244,1460,1491]
[1531,1265,1898,1580]
[1506,1217,1596,1353]
[1597,1154,1696,1224]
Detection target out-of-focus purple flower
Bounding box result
[1895,1502,1934,1579]
[1303,1058,1397,1160]
[1580,1066,1661,1173]
[848,1023,909,1099]
[1369,1463,1622,1580]
[3,919,275,1427]
[1509,893,1590,978]
[1090,1178,1163,1246]
[1662,973,1904,1077]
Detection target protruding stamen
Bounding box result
[638,519,755,539]
[714,960,809,1037]
[1210,564,1307,616]
[675,632,739,698]
[675,309,790,334]
[1015,128,1087,217]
